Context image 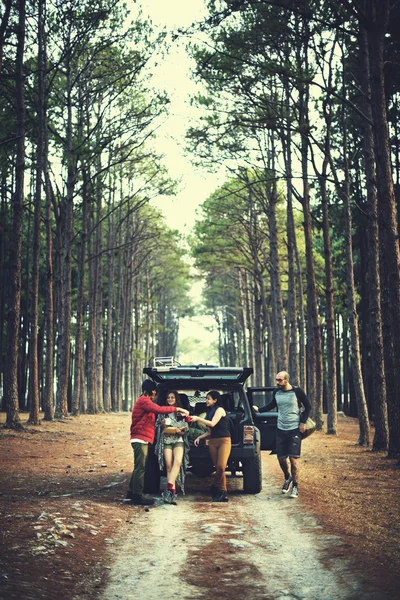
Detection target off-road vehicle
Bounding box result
[142,360,278,494]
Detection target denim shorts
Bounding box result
[276,428,302,458]
[164,441,184,450]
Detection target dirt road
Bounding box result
[101,470,382,600]
[1,414,398,600]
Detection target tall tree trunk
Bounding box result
[5,0,25,430]
[359,22,388,450]
[87,207,97,414]
[296,12,323,423]
[55,52,74,418]
[20,187,31,410]
[103,174,115,412]
[28,0,46,425]
[43,166,54,419]
[95,185,104,412]
[267,135,287,370]
[282,82,299,384]
[253,280,264,386]
[295,242,306,390]
[239,269,249,366]
[72,166,88,416]
[366,0,400,457]
[245,271,255,381]
[320,172,337,435]
[341,100,370,446]
[0,171,8,407]
[299,75,322,424]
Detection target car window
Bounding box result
[250,389,277,410]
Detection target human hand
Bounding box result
[194,436,201,447]
[177,408,189,417]
[299,422,306,434]
[190,415,198,423]
[252,406,259,413]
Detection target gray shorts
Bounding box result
[276,428,302,458]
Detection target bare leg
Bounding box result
[168,445,184,488]
[164,447,173,480]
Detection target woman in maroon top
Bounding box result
[191,390,231,502]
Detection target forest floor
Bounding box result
[0,411,399,600]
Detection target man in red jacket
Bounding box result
[125,379,189,505]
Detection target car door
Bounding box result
[247,387,278,451]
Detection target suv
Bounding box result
[142,363,278,494]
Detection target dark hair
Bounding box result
[163,390,182,408]
[206,390,222,406]
[142,379,156,395]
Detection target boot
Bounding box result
[215,490,228,502]
[210,484,219,501]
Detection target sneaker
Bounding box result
[125,493,154,506]
[290,485,298,498]
[282,476,293,494]
[162,489,177,504]
[162,489,171,503]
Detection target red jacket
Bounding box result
[130,395,177,443]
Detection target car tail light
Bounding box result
[243,426,254,444]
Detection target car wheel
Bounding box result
[242,454,262,494]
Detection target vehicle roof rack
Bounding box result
[151,356,181,367]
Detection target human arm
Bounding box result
[140,396,188,417]
[190,406,225,428]
[254,396,277,414]
[194,429,211,446]
[295,387,311,427]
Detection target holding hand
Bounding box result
[190,415,198,423]
[177,408,189,417]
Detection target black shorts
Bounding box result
[276,428,302,459]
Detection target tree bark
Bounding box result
[4,0,25,430]
[55,50,75,418]
[28,0,46,425]
[282,81,299,384]
[359,22,388,450]
[366,0,400,457]
[341,98,370,446]
[72,165,88,416]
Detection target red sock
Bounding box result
[167,483,174,491]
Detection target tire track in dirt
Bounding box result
[100,473,377,600]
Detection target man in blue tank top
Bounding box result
[254,371,311,498]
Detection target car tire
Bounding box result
[143,452,161,494]
[242,454,262,494]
